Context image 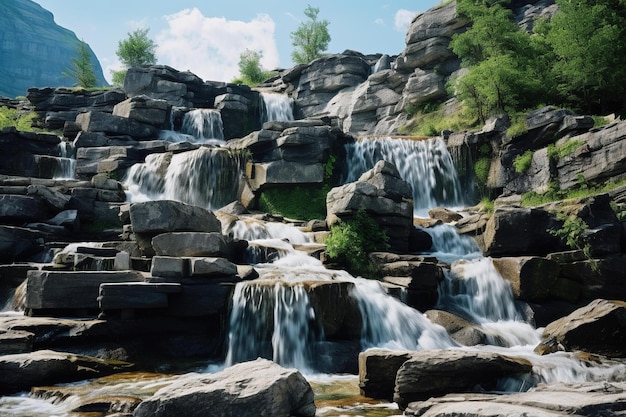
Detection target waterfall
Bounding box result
[421,224,482,263]
[260,92,294,122]
[52,141,76,179]
[158,109,225,144]
[124,147,244,211]
[225,282,321,372]
[342,136,466,215]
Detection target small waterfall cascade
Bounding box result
[124,147,245,211]
[422,224,482,263]
[159,108,225,144]
[53,141,76,179]
[260,92,294,122]
[342,136,466,215]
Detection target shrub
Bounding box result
[547,140,583,161]
[506,114,528,138]
[0,106,37,131]
[325,210,389,278]
[259,185,328,221]
[474,157,491,185]
[513,150,534,174]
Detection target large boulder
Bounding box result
[393,349,533,410]
[538,299,626,357]
[326,160,414,252]
[492,256,560,302]
[483,206,561,256]
[359,349,415,400]
[112,95,170,127]
[76,111,158,139]
[0,350,133,395]
[129,200,222,255]
[151,232,239,258]
[133,358,316,417]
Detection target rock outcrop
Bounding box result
[133,358,316,417]
[326,160,414,252]
[0,0,108,98]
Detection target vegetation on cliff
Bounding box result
[450,0,626,123]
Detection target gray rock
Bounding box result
[26,184,71,210]
[0,349,133,395]
[133,358,316,417]
[151,232,234,258]
[492,256,560,302]
[394,349,533,409]
[129,201,221,234]
[424,309,488,346]
[405,382,626,417]
[25,270,144,311]
[538,299,626,357]
[98,282,182,310]
[248,161,324,190]
[76,111,158,139]
[112,95,170,127]
[189,257,238,277]
[0,225,44,263]
[0,195,47,222]
[150,256,189,278]
[358,349,415,400]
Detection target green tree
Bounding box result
[232,49,274,86]
[111,28,157,86]
[451,0,551,122]
[543,0,626,115]
[290,5,331,64]
[62,40,97,88]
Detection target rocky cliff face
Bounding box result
[0,0,107,98]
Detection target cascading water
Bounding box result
[260,92,294,122]
[124,147,245,211]
[342,136,467,215]
[159,108,225,144]
[52,141,76,179]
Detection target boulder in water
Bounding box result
[0,349,133,395]
[393,349,533,410]
[538,299,626,357]
[133,358,316,417]
[359,349,416,401]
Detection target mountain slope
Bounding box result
[0,0,108,98]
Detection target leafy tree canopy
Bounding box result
[290,5,331,64]
[62,40,97,89]
[116,28,157,68]
[233,49,275,86]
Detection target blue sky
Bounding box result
[35,1,441,84]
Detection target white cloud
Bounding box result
[374,18,385,26]
[155,8,279,82]
[394,9,419,32]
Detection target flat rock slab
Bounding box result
[405,382,626,417]
[0,349,133,395]
[98,282,182,310]
[134,358,316,417]
[394,349,533,409]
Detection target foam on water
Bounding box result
[260,92,295,122]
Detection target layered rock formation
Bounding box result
[0,0,107,98]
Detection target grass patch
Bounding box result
[479,197,495,212]
[0,106,38,131]
[521,178,626,206]
[325,210,389,278]
[474,157,491,185]
[506,114,528,138]
[547,140,583,160]
[402,104,478,137]
[258,185,328,221]
[592,115,610,128]
[513,150,534,174]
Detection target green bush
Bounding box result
[547,140,583,160]
[506,114,528,138]
[513,150,534,173]
[474,157,491,185]
[0,106,37,131]
[259,185,328,221]
[325,210,389,278]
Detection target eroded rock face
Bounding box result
[133,358,316,417]
[538,299,626,357]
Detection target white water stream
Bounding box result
[52,141,76,180]
[158,108,225,145]
[260,92,294,122]
[342,136,466,215]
